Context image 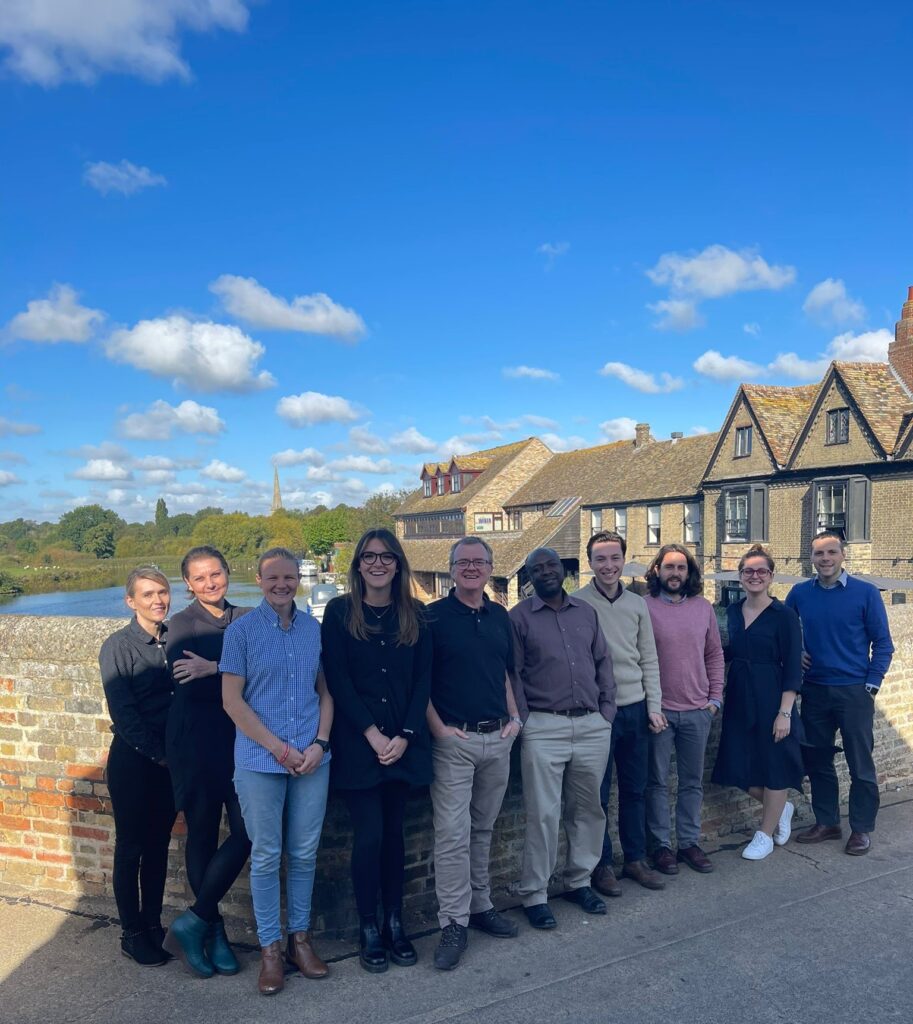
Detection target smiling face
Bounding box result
[527,549,565,600]
[256,556,300,612]
[450,541,493,599]
[126,576,171,634]
[589,539,625,595]
[739,555,772,596]
[358,537,399,600]
[811,536,846,584]
[184,556,229,610]
[658,551,690,598]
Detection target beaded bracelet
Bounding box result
[277,742,290,765]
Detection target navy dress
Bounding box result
[712,598,805,792]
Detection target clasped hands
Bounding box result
[365,725,408,766]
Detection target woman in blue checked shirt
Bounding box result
[221,547,334,997]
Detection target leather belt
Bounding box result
[529,707,595,718]
[447,718,506,734]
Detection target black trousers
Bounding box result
[106,734,176,932]
[341,781,409,919]
[800,682,879,832]
[182,784,251,923]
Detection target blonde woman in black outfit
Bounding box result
[162,546,251,977]
[99,567,176,967]
[321,529,432,973]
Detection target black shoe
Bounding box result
[381,908,417,967]
[563,886,606,915]
[433,921,468,971]
[121,929,168,967]
[468,908,518,938]
[146,925,173,961]
[358,917,388,974]
[523,904,557,930]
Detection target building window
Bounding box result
[734,425,752,458]
[450,472,461,493]
[436,473,445,496]
[403,512,465,538]
[683,502,701,544]
[436,573,451,597]
[647,506,661,545]
[423,478,432,498]
[591,509,602,534]
[492,513,503,531]
[508,510,522,530]
[615,508,627,540]
[814,478,871,540]
[724,491,749,542]
[825,408,850,445]
[723,484,768,543]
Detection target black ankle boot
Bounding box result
[382,908,417,967]
[359,917,388,974]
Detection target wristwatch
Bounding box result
[510,715,523,728]
[313,738,330,752]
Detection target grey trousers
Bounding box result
[430,730,514,928]
[518,711,612,907]
[645,708,713,850]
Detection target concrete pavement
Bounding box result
[3,795,913,1024]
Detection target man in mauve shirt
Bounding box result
[510,548,616,931]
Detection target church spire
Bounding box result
[271,466,283,514]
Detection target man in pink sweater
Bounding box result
[644,544,724,875]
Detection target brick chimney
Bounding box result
[670,431,684,440]
[889,285,913,392]
[634,423,651,449]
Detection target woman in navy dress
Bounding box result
[712,544,804,861]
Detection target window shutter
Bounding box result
[847,477,870,541]
[749,484,768,541]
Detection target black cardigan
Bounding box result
[320,596,432,790]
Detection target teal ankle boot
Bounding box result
[205,919,240,975]
[162,910,215,978]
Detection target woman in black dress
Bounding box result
[321,528,432,973]
[712,544,804,861]
[99,566,176,967]
[162,546,251,976]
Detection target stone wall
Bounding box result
[2,609,913,941]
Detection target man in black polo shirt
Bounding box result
[427,536,523,970]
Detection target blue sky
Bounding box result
[1,1,911,522]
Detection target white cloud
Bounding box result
[276,391,360,427]
[106,316,274,392]
[348,425,389,454]
[0,451,27,464]
[0,470,22,486]
[6,284,103,343]
[83,160,167,196]
[693,350,767,382]
[767,352,827,381]
[536,241,570,258]
[827,328,891,363]
[647,298,704,332]
[201,459,245,482]
[441,432,500,455]
[743,322,761,336]
[210,275,365,339]
[519,414,560,429]
[539,433,588,452]
[0,417,41,437]
[272,447,326,467]
[331,456,397,474]
[0,0,251,86]
[105,488,133,503]
[118,398,225,440]
[689,425,711,435]
[72,459,132,481]
[599,361,684,394]
[502,365,560,382]
[803,278,866,327]
[141,469,176,485]
[647,244,796,299]
[306,466,338,482]
[389,426,438,454]
[598,418,638,442]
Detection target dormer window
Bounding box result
[451,472,461,493]
[734,425,752,458]
[826,408,850,445]
[436,473,445,495]
[423,478,432,498]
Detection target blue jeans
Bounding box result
[234,763,329,946]
[599,699,650,864]
[646,708,713,850]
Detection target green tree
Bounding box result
[191,513,268,561]
[154,498,169,531]
[55,505,125,553]
[301,506,356,557]
[83,523,117,559]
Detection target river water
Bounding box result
[0,577,317,619]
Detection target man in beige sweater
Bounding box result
[575,531,667,895]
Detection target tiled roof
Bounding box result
[833,362,913,456]
[741,383,820,465]
[398,439,537,516]
[505,433,718,508]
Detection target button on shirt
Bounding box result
[220,598,329,774]
[510,593,616,724]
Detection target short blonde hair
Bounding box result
[125,566,170,597]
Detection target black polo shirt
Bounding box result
[428,589,514,724]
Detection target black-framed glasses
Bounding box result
[452,558,492,569]
[360,551,398,566]
[740,568,771,578]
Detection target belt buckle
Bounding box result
[477,718,497,733]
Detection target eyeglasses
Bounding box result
[360,551,398,566]
[740,568,771,578]
[452,558,492,569]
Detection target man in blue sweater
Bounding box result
[785,532,894,855]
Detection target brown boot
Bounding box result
[286,931,329,979]
[258,940,285,996]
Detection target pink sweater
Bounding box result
[645,596,724,711]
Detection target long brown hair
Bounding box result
[645,543,704,598]
[346,528,421,646]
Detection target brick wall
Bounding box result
[3,609,913,940]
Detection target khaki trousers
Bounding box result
[430,731,514,928]
[518,711,612,906]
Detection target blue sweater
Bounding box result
[785,575,894,688]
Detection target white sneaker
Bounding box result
[742,830,774,860]
[773,801,795,846]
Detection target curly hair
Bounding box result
[645,543,703,598]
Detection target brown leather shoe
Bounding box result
[652,847,679,875]
[795,824,843,844]
[622,860,666,890]
[591,863,623,897]
[677,845,714,873]
[845,831,871,856]
[286,931,329,979]
[258,940,284,996]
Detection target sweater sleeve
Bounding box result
[402,616,433,736]
[779,605,803,693]
[637,603,662,715]
[99,636,163,763]
[320,600,376,734]
[704,605,725,704]
[864,588,895,687]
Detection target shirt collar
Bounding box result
[128,616,166,644]
[659,591,688,604]
[530,592,579,612]
[814,569,849,589]
[447,588,490,614]
[256,597,299,626]
[591,578,625,603]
